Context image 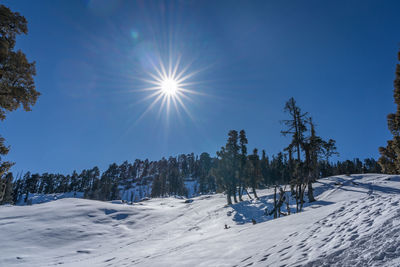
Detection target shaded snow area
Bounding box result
[16,192,84,205]
[2,174,400,266]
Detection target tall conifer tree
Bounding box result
[379,50,400,173]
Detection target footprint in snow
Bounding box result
[241,256,252,262]
[76,250,91,254]
[104,257,115,262]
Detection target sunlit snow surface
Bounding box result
[2,174,400,266]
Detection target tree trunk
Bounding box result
[226,189,232,205]
[238,182,243,201]
[307,181,316,202]
[286,194,291,215]
[273,186,277,219]
[232,184,238,203]
[300,184,306,211]
[0,179,5,203]
[24,190,29,203]
[296,184,300,213]
[245,187,253,200]
[252,186,258,199]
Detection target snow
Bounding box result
[119,183,152,203]
[16,192,84,205]
[2,174,400,266]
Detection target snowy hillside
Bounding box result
[2,174,400,266]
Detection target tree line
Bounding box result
[0,96,381,206]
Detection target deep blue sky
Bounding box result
[3,0,400,174]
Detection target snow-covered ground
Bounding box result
[16,192,84,205]
[2,174,400,266]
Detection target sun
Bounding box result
[161,78,178,96]
[135,55,206,123]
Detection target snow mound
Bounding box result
[16,192,84,205]
[2,174,400,266]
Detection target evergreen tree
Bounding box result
[99,163,119,201]
[238,130,248,201]
[303,118,324,202]
[260,149,269,186]
[151,173,162,197]
[227,130,240,203]
[12,177,22,203]
[213,147,233,205]
[167,157,185,196]
[281,97,308,162]
[0,5,40,189]
[0,172,13,204]
[379,50,400,173]
[246,148,262,199]
[158,158,168,197]
[213,130,241,205]
[198,152,212,193]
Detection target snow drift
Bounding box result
[1,174,400,266]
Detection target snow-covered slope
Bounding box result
[16,192,84,205]
[1,174,400,266]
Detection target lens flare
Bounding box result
[136,55,204,123]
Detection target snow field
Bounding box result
[1,174,400,266]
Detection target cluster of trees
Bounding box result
[0,150,380,206]
[280,98,337,211]
[7,154,216,204]
[151,153,216,197]
[211,98,381,212]
[212,130,266,204]
[379,49,400,173]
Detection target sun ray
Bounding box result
[132,90,162,106]
[171,55,181,79]
[135,53,205,123]
[175,93,195,121]
[176,90,194,103]
[135,93,164,124]
[157,95,168,119]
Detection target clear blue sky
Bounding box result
[3,0,400,174]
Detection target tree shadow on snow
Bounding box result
[356,182,400,195]
[230,193,334,225]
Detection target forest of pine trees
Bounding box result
[2,152,380,206]
[1,98,382,207]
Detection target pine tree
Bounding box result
[213,130,241,205]
[213,147,233,205]
[0,172,12,204]
[246,148,262,199]
[151,173,162,197]
[227,130,240,203]
[260,149,269,186]
[238,130,248,201]
[379,50,400,173]
[158,158,168,197]
[281,97,308,162]
[12,177,22,203]
[198,152,212,193]
[282,98,309,211]
[303,118,324,202]
[167,157,185,196]
[0,5,40,187]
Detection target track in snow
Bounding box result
[2,174,400,267]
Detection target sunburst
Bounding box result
[136,55,202,122]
